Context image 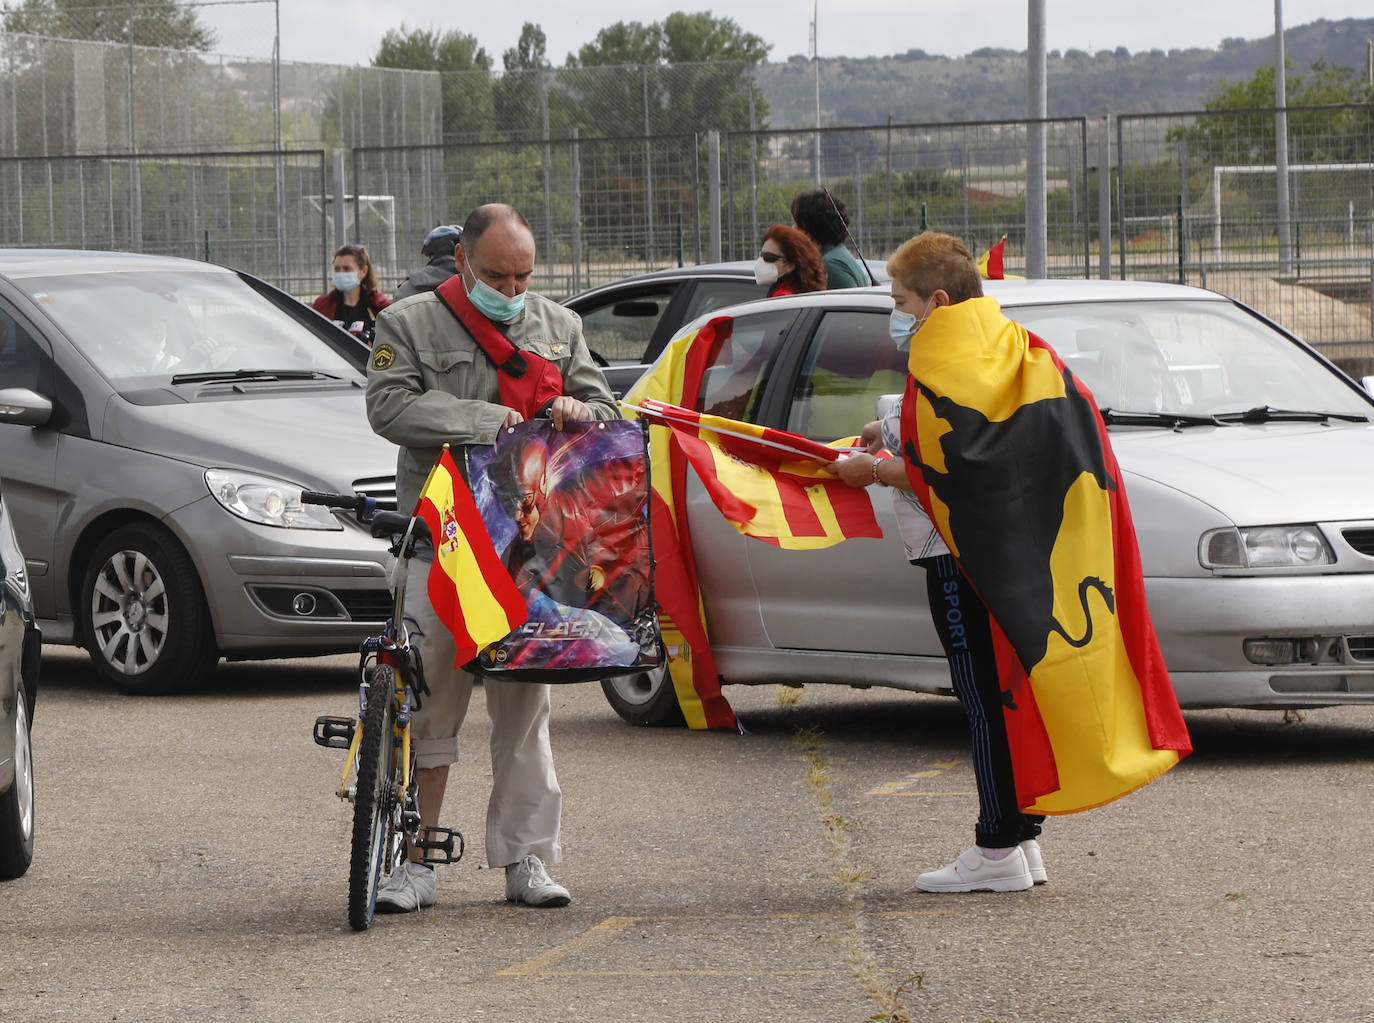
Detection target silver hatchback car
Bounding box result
[605,278,1374,725]
[0,250,398,695]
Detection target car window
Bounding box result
[0,308,49,392]
[1012,299,1372,417]
[697,309,796,421]
[680,279,768,323]
[576,286,676,364]
[786,310,908,441]
[16,270,362,385]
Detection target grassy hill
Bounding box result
[757,16,1374,127]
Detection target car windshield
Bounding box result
[17,269,362,385]
[1012,298,1373,420]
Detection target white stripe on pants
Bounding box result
[402,558,563,867]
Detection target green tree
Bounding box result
[493,22,561,139]
[1,0,214,49]
[1173,59,1374,164]
[371,24,495,141]
[565,12,770,135]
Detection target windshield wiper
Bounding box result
[1213,405,1369,425]
[1099,409,1221,428]
[170,369,339,385]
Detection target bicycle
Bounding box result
[303,489,463,931]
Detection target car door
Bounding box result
[743,306,940,655]
[570,282,683,397]
[0,302,59,621]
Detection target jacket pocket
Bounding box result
[416,345,475,375]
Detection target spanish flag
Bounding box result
[898,297,1191,813]
[414,447,527,667]
[623,319,740,730]
[629,399,882,550]
[977,235,1024,280]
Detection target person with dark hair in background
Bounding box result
[393,224,462,301]
[755,224,827,297]
[312,243,390,345]
[790,188,870,289]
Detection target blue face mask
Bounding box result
[332,271,360,293]
[889,310,918,351]
[890,297,937,352]
[464,265,526,323]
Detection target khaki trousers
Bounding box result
[402,558,563,867]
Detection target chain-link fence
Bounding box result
[2,22,1372,357]
[0,31,440,155]
[0,148,326,292]
[722,119,1090,274]
[1116,104,1374,356]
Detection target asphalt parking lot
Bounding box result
[3,647,1373,1023]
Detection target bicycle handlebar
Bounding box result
[300,490,376,519]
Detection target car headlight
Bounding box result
[205,469,343,530]
[1199,525,1333,569]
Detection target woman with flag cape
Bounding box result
[829,232,1191,893]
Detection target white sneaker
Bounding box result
[375,860,436,913]
[913,845,1033,893]
[505,854,571,908]
[1020,839,1048,885]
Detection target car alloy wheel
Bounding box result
[89,546,170,677]
[81,523,216,696]
[0,684,35,879]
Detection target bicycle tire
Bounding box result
[348,665,396,931]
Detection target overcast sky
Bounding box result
[201,2,1373,67]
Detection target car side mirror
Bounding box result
[0,387,54,427]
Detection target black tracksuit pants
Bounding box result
[920,553,1045,849]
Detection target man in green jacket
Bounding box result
[366,203,618,913]
[791,188,872,289]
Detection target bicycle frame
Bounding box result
[336,562,415,809]
[305,488,462,930]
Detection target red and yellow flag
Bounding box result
[414,447,527,667]
[977,235,1007,279]
[631,399,882,550]
[623,319,741,730]
[898,297,1191,814]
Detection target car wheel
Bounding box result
[0,681,35,880]
[81,523,217,696]
[600,665,685,727]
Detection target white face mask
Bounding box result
[753,258,780,287]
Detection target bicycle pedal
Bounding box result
[413,826,464,865]
[312,715,355,749]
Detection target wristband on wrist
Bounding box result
[871,458,887,487]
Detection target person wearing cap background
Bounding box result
[393,224,463,301]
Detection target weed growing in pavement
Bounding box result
[794,724,913,1023]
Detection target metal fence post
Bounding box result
[332,148,346,250]
[571,128,583,294]
[1176,193,1185,285]
[708,131,721,263]
[1098,115,1112,279]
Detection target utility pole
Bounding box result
[811,0,821,185]
[1275,0,1293,276]
[1026,0,1048,278]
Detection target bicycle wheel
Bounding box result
[348,665,397,931]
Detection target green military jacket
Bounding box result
[365,289,619,512]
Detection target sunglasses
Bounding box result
[759,251,785,263]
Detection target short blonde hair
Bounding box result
[886,232,983,304]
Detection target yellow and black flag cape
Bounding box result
[899,297,1192,814]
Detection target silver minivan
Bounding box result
[0,250,397,695]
